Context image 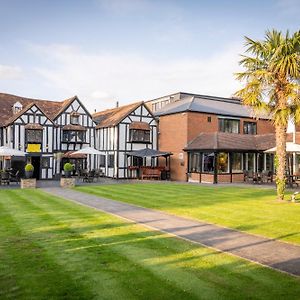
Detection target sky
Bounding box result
[0,0,299,112]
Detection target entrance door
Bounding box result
[31,156,41,180]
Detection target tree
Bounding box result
[235,30,300,200]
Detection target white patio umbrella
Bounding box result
[264,142,300,153]
[71,146,102,171]
[0,146,27,170]
[71,146,102,155]
[264,142,300,177]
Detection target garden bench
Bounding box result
[141,168,161,180]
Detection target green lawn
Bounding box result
[1,189,300,299]
[76,184,300,245]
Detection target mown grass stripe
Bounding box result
[76,184,300,245]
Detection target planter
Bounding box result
[60,177,76,188]
[64,171,72,178]
[21,178,36,189]
[25,170,33,179]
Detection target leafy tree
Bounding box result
[236,30,300,200]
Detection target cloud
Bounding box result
[0,64,23,80]
[30,43,243,112]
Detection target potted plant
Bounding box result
[25,163,34,179]
[64,162,73,178]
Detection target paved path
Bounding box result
[43,187,300,277]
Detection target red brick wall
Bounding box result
[158,113,188,181]
[158,112,274,182]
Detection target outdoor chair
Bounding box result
[252,172,262,184]
[87,170,95,183]
[261,171,273,183]
[94,169,104,181]
[0,172,10,185]
[244,170,255,183]
[9,170,20,184]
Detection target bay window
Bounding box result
[62,130,86,143]
[189,152,201,172]
[26,129,43,143]
[129,129,150,143]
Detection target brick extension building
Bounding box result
[147,92,277,183]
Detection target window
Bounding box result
[26,129,43,143]
[70,113,80,125]
[247,153,255,171]
[232,153,243,172]
[62,131,86,143]
[108,154,114,168]
[219,118,240,133]
[243,122,257,135]
[189,152,201,172]
[41,157,50,168]
[207,116,211,123]
[265,154,273,171]
[203,153,214,172]
[218,152,229,173]
[99,155,106,167]
[130,129,151,143]
[257,153,264,172]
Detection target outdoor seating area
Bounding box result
[77,169,105,183]
[0,169,20,185]
[244,170,273,184]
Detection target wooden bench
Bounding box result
[141,168,161,180]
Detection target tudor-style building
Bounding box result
[0,93,96,179]
[93,101,158,178]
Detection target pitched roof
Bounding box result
[184,132,276,152]
[154,95,269,119]
[0,93,77,126]
[93,101,143,128]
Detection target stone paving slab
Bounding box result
[43,187,300,277]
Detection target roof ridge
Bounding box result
[93,101,143,117]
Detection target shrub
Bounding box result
[64,163,74,172]
[25,163,34,172]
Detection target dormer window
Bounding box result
[70,112,80,125]
[13,101,23,114]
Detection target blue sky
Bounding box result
[0,0,299,111]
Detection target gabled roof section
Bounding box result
[4,102,54,126]
[0,93,79,126]
[93,101,143,128]
[184,132,276,152]
[52,96,77,119]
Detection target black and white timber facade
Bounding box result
[0,93,158,180]
[0,94,96,179]
[93,102,158,178]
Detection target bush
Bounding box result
[64,163,74,172]
[25,164,34,172]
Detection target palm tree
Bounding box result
[235,30,300,200]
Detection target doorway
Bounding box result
[31,156,41,179]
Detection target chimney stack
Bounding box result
[116,101,119,108]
